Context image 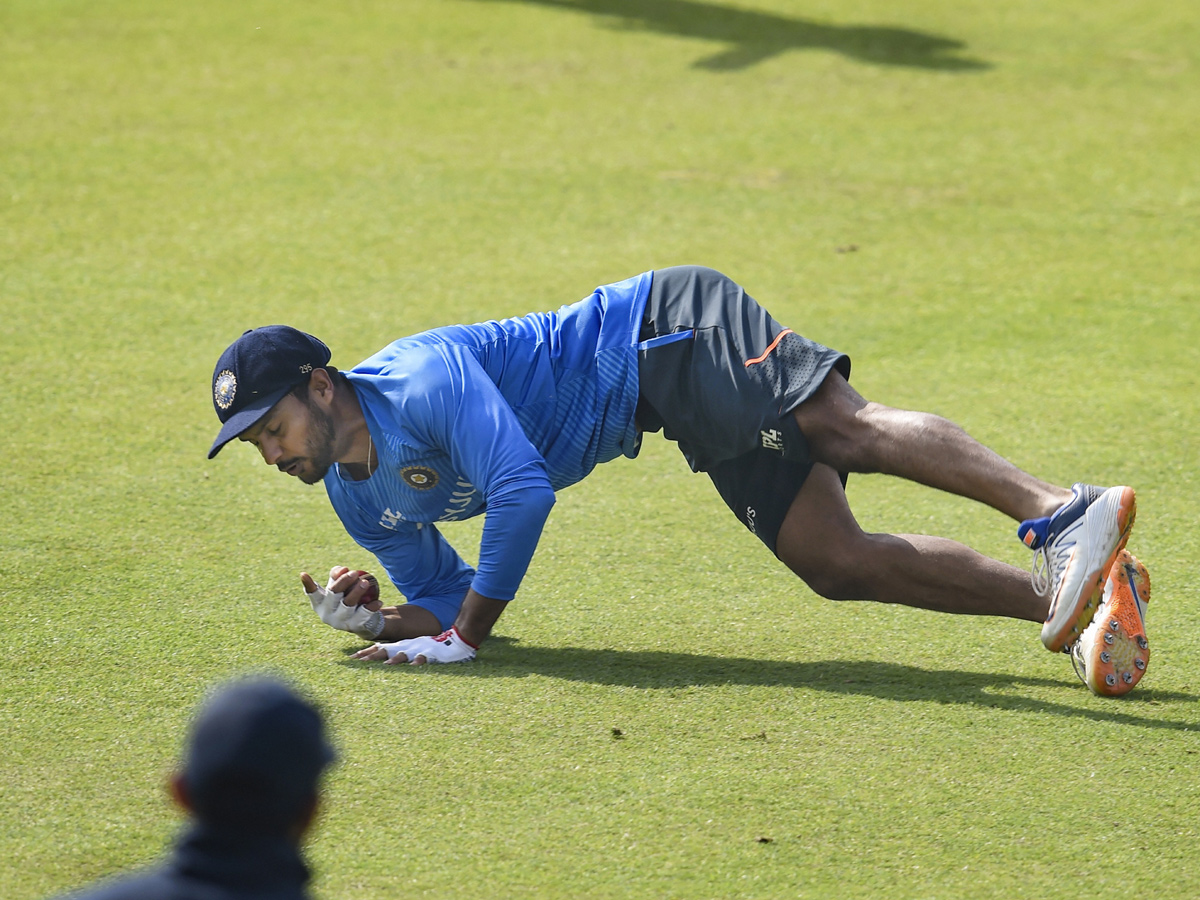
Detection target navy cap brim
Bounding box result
[207,384,293,459]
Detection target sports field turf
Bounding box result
[2,1,1198,898]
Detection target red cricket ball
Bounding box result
[349,570,380,607]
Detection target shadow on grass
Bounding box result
[464,0,990,71]
[342,640,1198,732]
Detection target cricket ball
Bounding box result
[349,570,380,607]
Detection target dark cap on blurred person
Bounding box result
[181,678,336,833]
[208,326,331,459]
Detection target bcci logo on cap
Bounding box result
[214,370,238,410]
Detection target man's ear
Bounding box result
[169,773,194,815]
[308,368,336,406]
[291,794,321,841]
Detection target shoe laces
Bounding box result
[1031,547,1051,597]
[1023,484,1099,599]
[1031,519,1083,599]
[1069,640,1087,685]
[1018,515,1053,597]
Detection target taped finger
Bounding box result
[326,566,351,591]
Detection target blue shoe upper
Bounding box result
[1017,483,1106,550]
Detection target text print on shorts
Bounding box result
[761,429,784,451]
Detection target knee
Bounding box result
[783,539,877,602]
[792,375,885,473]
[802,569,867,602]
[812,411,880,474]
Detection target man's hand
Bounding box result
[319,566,384,610]
[301,566,385,640]
[352,627,478,666]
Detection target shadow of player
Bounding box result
[465,0,990,71]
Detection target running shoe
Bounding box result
[1017,483,1136,652]
[1071,550,1150,697]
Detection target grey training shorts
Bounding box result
[635,266,851,554]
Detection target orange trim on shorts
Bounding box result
[744,329,794,367]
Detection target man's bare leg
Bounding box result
[776,464,1046,621]
[792,370,1071,523]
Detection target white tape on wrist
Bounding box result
[353,609,385,640]
[306,584,384,638]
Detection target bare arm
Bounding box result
[377,604,444,641]
[452,588,508,648]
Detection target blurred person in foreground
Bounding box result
[54,677,335,900]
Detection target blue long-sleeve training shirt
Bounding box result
[322,271,652,627]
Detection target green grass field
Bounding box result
[3,1,1199,897]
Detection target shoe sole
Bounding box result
[1041,486,1137,652]
[1080,550,1150,697]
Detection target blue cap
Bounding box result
[208,326,331,459]
[182,678,336,832]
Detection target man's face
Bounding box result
[239,388,337,485]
